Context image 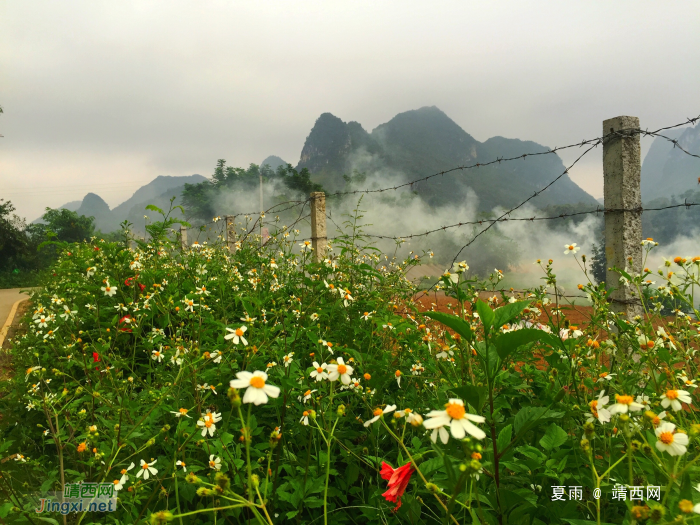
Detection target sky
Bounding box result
[1,1,699,221]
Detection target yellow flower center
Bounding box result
[337,364,347,375]
[209,460,216,467]
[120,469,127,475]
[666,390,679,400]
[205,420,212,428]
[142,463,149,470]
[235,328,244,336]
[303,411,309,417]
[599,372,608,378]
[316,367,324,373]
[445,402,466,420]
[373,408,383,417]
[250,376,265,389]
[590,400,598,409]
[615,395,633,405]
[659,431,674,445]
[653,416,661,426]
[179,408,188,415]
[568,245,574,250]
[304,390,311,396]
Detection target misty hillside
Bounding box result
[641,125,700,202]
[37,174,206,232]
[296,106,598,210]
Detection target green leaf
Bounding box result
[561,520,618,525]
[539,423,568,451]
[424,312,473,341]
[497,424,512,455]
[494,329,545,360]
[493,300,531,329]
[475,300,495,332]
[145,204,164,214]
[451,385,486,412]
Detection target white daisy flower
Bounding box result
[101,282,117,297]
[310,362,328,382]
[224,326,248,345]
[136,459,158,480]
[176,460,187,472]
[609,394,645,415]
[229,370,280,406]
[298,389,317,403]
[423,399,486,443]
[326,357,354,385]
[208,455,221,471]
[587,390,611,424]
[564,243,580,255]
[363,405,396,427]
[660,389,692,412]
[655,422,689,456]
[197,410,222,437]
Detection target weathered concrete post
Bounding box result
[603,116,643,320]
[179,224,188,251]
[310,192,327,262]
[225,215,235,252]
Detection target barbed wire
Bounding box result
[325,114,699,199]
[340,201,700,241]
[183,199,310,230]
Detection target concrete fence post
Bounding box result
[179,224,188,251]
[310,192,327,262]
[225,215,235,252]
[603,116,643,321]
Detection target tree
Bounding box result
[0,200,30,272]
[37,208,95,243]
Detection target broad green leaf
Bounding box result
[497,424,512,455]
[475,300,495,332]
[494,329,545,359]
[424,311,473,341]
[451,385,487,412]
[493,300,531,330]
[539,423,568,451]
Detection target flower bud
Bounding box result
[215,473,230,490]
[580,438,590,452]
[196,487,212,497]
[227,387,241,408]
[185,473,200,484]
[690,424,700,437]
[583,421,595,437]
[251,474,260,489]
[337,404,346,417]
[618,414,629,422]
[426,483,439,493]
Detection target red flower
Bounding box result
[137,283,146,292]
[93,352,100,370]
[380,461,414,511]
[118,315,133,333]
[124,277,134,287]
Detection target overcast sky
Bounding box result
[1,1,698,220]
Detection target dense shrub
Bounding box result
[0,206,699,525]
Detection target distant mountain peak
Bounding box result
[261,156,289,171]
[296,106,597,209]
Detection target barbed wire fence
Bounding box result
[175,114,699,316]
